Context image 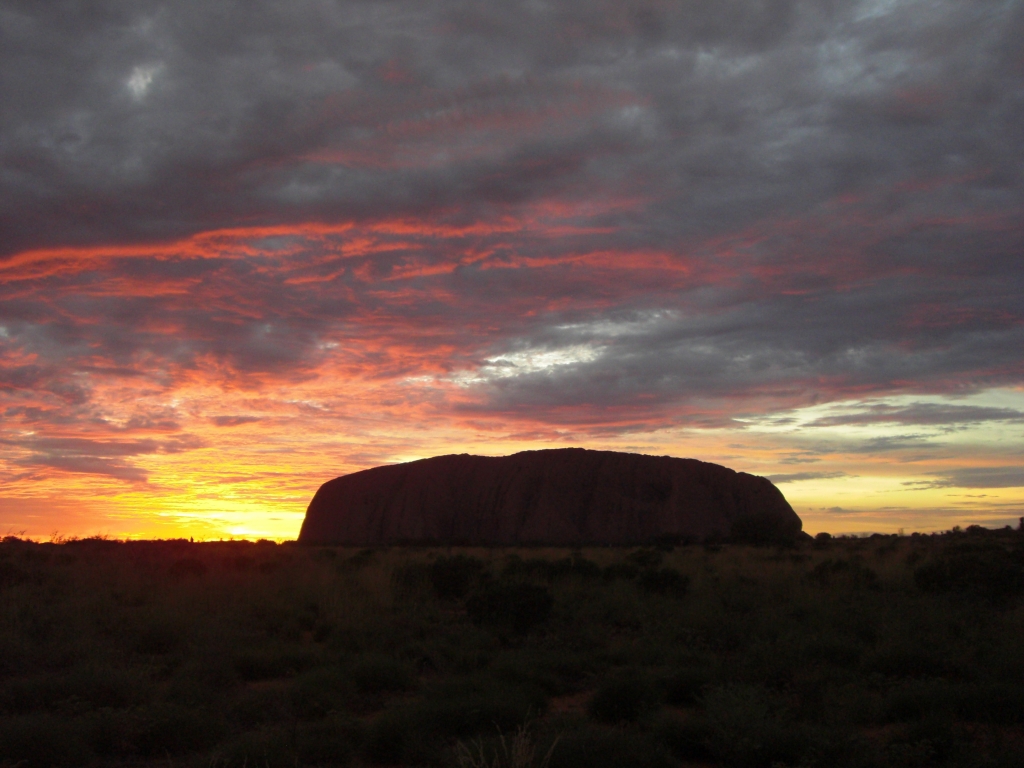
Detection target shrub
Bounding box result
[229,686,292,729]
[454,721,559,768]
[430,555,486,599]
[0,666,149,713]
[350,655,417,695]
[662,666,713,706]
[730,515,801,546]
[291,665,354,720]
[637,567,689,596]
[651,711,716,762]
[132,703,226,756]
[467,582,553,636]
[588,675,659,723]
[808,558,879,590]
[625,548,664,569]
[391,561,432,599]
[234,646,319,681]
[363,679,545,765]
[221,727,297,768]
[0,713,90,767]
[84,708,138,758]
[701,684,809,768]
[601,562,640,581]
[133,621,180,655]
[168,557,207,579]
[547,727,674,768]
[914,543,1024,603]
[296,714,360,765]
[546,556,602,581]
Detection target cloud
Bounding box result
[15,455,150,484]
[211,415,263,427]
[0,0,1022,512]
[806,403,1024,428]
[918,467,1024,489]
[767,471,848,484]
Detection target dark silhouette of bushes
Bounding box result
[588,674,659,723]
[637,566,689,596]
[601,561,640,581]
[914,541,1024,603]
[730,513,802,546]
[626,547,664,569]
[502,554,602,582]
[168,556,207,580]
[466,581,553,636]
[429,554,485,599]
[349,655,416,695]
[548,727,674,768]
[363,679,545,765]
[808,558,879,589]
[3,531,1024,768]
[662,666,713,706]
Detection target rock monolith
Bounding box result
[298,448,802,546]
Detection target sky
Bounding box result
[2,0,1023,540]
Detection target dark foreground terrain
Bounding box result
[1,527,1023,767]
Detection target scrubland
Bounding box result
[1,527,1023,767]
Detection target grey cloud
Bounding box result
[211,415,263,427]
[2,0,1021,255]
[920,467,1024,489]
[806,403,1024,428]
[1,430,204,483]
[0,0,1022,439]
[13,455,149,483]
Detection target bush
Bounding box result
[296,714,360,765]
[0,666,150,713]
[662,666,713,706]
[221,727,297,768]
[133,621,180,655]
[364,679,545,765]
[0,714,90,766]
[701,684,809,768]
[291,665,354,720]
[430,555,486,599]
[651,711,716,762]
[234,646,319,681]
[601,562,640,581]
[588,675,659,723]
[132,703,226,756]
[547,556,602,581]
[625,548,664,569]
[229,686,292,729]
[914,543,1024,603]
[637,567,689,596]
[168,557,207,579]
[808,558,879,590]
[467,582,553,636]
[547,727,674,768]
[350,655,417,695]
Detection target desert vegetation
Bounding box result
[1,526,1023,767]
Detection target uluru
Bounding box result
[298,448,803,546]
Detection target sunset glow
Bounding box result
[2,0,1022,539]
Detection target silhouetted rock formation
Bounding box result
[298,448,803,546]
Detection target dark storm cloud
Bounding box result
[1,0,1023,440]
[3,0,1021,254]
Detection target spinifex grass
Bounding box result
[1,528,1023,767]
